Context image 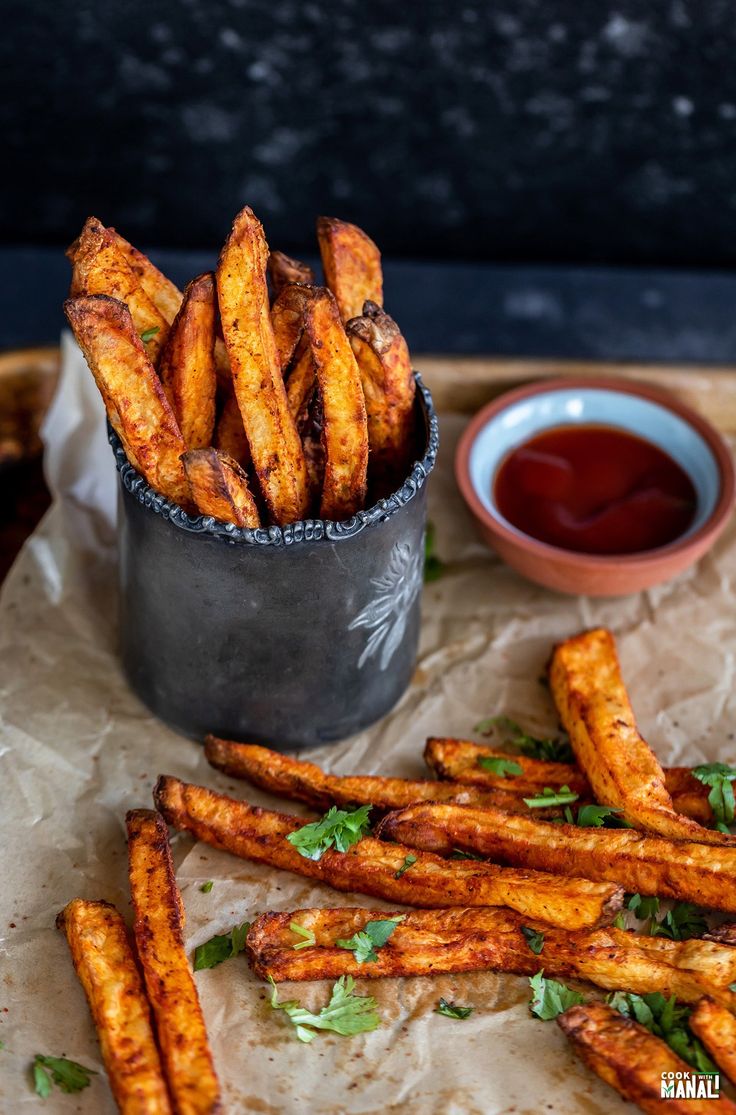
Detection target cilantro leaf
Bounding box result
[576,804,627,828]
[451,848,485,861]
[627,893,661,920]
[608,992,717,1072]
[286,805,372,861]
[140,326,160,343]
[290,921,316,950]
[529,971,584,1020]
[649,903,707,941]
[477,756,523,778]
[613,911,627,929]
[200,880,214,893]
[692,763,736,828]
[521,926,545,955]
[523,785,579,809]
[435,998,474,1019]
[424,521,445,582]
[336,917,404,963]
[194,922,250,970]
[474,715,573,763]
[394,853,417,879]
[32,1055,96,1097]
[268,975,380,1042]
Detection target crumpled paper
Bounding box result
[1,338,736,1113]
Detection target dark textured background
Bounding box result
[4,0,736,266]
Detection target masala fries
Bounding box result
[424,737,714,825]
[182,449,260,528]
[154,775,623,928]
[550,628,733,845]
[267,249,315,295]
[204,736,565,818]
[57,898,172,1115]
[64,295,191,508]
[305,287,369,519]
[689,997,736,1084]
[217,207,309,526]
[376,801,736,913]
[247,906,736,1009]
[126,810,221,1115]
[213,394,249,465]
[558,1002,736,1114]
[317,216,383,321]
[159,273,217,451]
[270,282,313,372]
[106,226,183,324]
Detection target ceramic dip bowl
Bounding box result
[112,374,438,748]
[456,377,735,596]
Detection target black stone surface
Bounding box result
[4,0,736,267]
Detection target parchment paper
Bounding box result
[2,340,736,1114]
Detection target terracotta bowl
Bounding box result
[455,377,736,596]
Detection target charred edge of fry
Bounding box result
[267,250,315,296]
[182,449,260,528]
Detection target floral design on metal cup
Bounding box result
[350,540,424,670]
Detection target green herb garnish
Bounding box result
[435,998,474,1019]
[523,785,579,809]
[140,326,160,343]
[477,756,523,778]
[286,805,372,861]
[268,975,380,1042]
[529,971,584,1020]
[200,880,214,893]
[649,903,707,941]
[193,922,250,970]
[336,917,404,963]
[32,1055,96,1098]
[394,853,417,879]
[521,926,545,955]
[474,716,573,763]
[451,848,486,861]
[608,992,716,1072]
[290,922,316,950]
[627,893,661,920]
[575,804,627,827]
[692,763,736,830]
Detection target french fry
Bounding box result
[347,301,416,486]
[247,906,736,1009]
[182,449,260,528]
[159,273,217,450]
[267,250,315,296]
[285,339,316,421]
[214,394,250,466]
[204,736,565,817]
[270,283,314,372]
[558,1002,736,1114]
[64,295,191,508]
[57,899,172,1115]
[424,737,714,824]
[126,810,221,1115]
[305,288,368,519]
[376,800,736,913]
[68,217,170,363]
[105,227,184,324]
[317,216,383,321]
[154,775,622,929]
[689,997,736,1084]
[549,628,734,845]
[216,206,308,526]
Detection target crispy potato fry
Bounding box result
[305,288,368,519]
[154,775,622,929]
[204,736,564,817]
[216,206,308,526]
[214,394,250,466]
[105,227,183,324]
[317,216,383,321]
[247,906,736,1009]
[182,449,260,528]
[159,273,217,450]
[424,737,714,824]
[689,997,736,1084]
[68,218,170,363]
[267,250,315,296]
[347,301,416,486]
[285,338,316,420]
[126,810,221,1115]
[64,295,190,507]
[559,1001,736,1114]
[376,800,736,913]
[549,628,733,845]
[57,898,172,1115]
[270,283,314,372]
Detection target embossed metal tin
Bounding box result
[113,374,438,748]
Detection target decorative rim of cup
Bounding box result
[110,371,439,546]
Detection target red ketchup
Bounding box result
[493,424,697,555]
